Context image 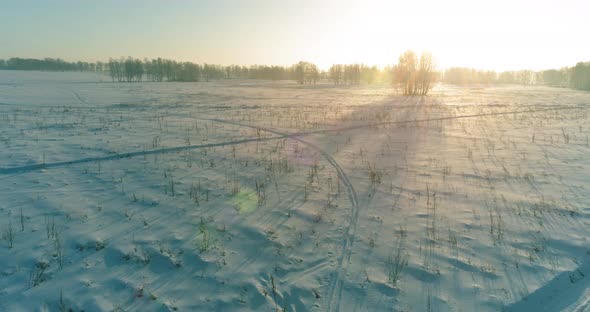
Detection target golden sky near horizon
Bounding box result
[1,0,589,71]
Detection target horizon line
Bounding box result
[0,55,585,73]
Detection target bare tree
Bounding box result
[393,51,436,95]
[417,52,434,95]
[329,64,343,85]
[293,61,319,85]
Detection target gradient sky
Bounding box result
[1,0,588,71]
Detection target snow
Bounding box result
[0,70,589,311]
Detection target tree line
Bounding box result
[2,55,588,92]
[442,64,590,90]
[0,57,106,72]
[0,53,436,94]
[327,51,436,95]
[106,58,321,83]
[103,57,424,91]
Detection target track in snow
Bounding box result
[3,105,587,176]
[0,136,282,175]
[200,117,359,312]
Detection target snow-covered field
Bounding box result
[1,70,589,311]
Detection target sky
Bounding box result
[1,0,589,71]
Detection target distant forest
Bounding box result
[1,56,589,91]
[442,65,590,91]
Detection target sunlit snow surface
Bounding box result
[0,71,589,311]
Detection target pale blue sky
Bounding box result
[1,0,589,70]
